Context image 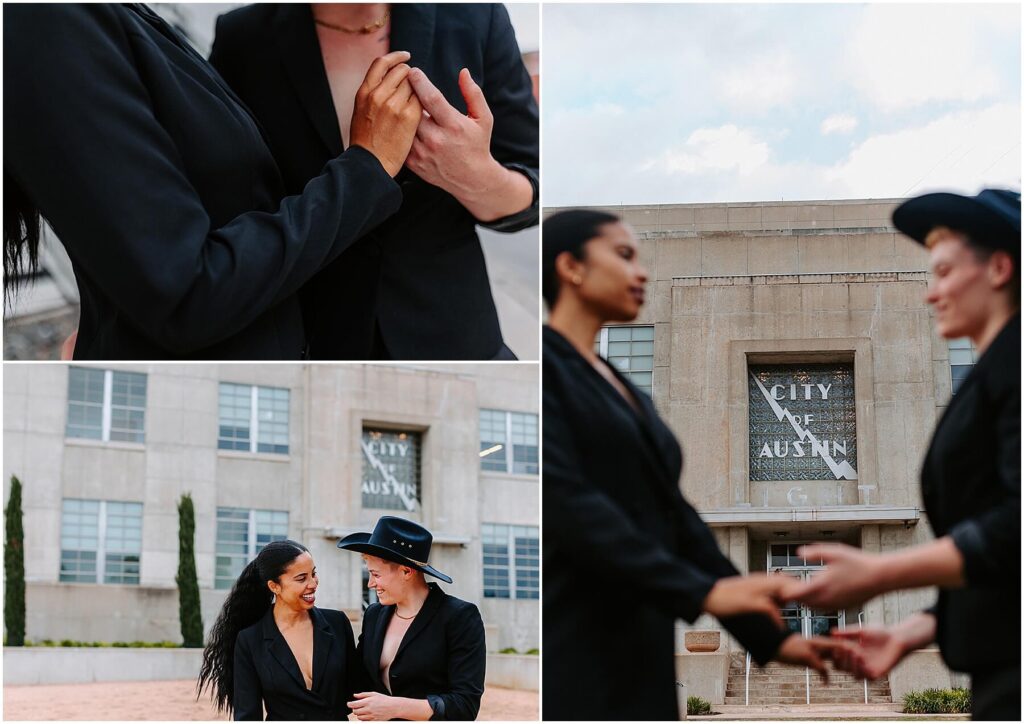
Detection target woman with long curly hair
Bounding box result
[198,540,361,720]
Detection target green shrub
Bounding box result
[5,476,26,646]
[525,648,540,655]
[687,695,712,716]
[498,647,519,654]
[24,639,180,648]
[902,687,972,714]
[176,494,204,647]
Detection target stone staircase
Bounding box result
[724,653,892,705]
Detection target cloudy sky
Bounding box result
[543,4,1021,207]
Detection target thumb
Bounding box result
[458,68,492,123]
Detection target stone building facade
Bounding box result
[549,198,968,702]
[3,363,539,656]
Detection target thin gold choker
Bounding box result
[315,10,390,35]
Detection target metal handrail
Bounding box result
[745,651,751,706]
[805,666,810,705]
[858,611,868,704]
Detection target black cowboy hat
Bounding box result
[892,188,1021,256]
[337,516,452,584]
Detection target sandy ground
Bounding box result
[2,680,538,721]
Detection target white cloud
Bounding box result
[715,51,800,111]
[641,125,771,177]
[820,114,858,136]
[826,102,1021,197]
[844,5,1010,111]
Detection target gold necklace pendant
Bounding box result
[315,10,390,35]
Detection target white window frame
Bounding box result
[948,338,978,395]
[218,383,290,454]
[482,523,540,600]
[596,325,655,394]
[67,368,146,443]
[479,410,538,476]
[214,507,289,589]
[60,498,142,585]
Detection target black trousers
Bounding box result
[972,665,1020,721]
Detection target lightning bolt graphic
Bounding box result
[751,373,858,481]
[361,439,419,511]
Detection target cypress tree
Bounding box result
[176,493,204,647]
[5,475,26,646]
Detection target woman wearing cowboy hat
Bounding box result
[788,188,1020,720]
[338,516,485,721]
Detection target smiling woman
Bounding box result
[197,540,362,721]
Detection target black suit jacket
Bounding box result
[210,4,539,360]
[357,583,486,721]
[921,314,1020,673]
[3,4,401,360]
[233,607,361,721]
[542,326,790,721]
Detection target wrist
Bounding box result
[455,157,507,206]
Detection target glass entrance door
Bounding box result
[768,544,845,636]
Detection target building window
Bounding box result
[482,524,540,599]
[60,499,142,584]
[217,383,290,454]
[948,338,978,394]
[214,507,289,589]
[66,368,147,443]
[596,326,654,395]
[479,410,539,475]
[361,428,422,511]
[361,566,379,609]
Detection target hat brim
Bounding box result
[893,192,1020,251]
[337,533,453,584]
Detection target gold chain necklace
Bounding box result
[314,10,390,35]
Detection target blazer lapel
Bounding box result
[389,5,437,92]
[368,604,394,688]
[272,4,343,157]
[262,610,308,691]
[394,583,444,662]
[310,608,335,694]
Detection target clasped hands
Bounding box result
[349,51,531,222]
[705,543,923,683]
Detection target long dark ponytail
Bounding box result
[197,539,309,713]
[3,170,41,306]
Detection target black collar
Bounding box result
[260,606,336,693]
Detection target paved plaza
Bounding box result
[2,681,538,721]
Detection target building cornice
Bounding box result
[699,505,921,526]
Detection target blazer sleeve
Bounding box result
[671,504,791,665]
[4,5,401,354]
[947,359,1021,586]
[429,604,486,721]
[475,4,538,233]
[543,380,719,623]
[232,631,263,721]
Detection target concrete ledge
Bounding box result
[3,647,204,686]
[485,654,538,691]
[4,648,539,692]
[673,270,926,286]
[700,505,921,526]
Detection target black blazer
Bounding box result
[3,4,401,360]
[357,583,486,721]
[210,4,539,360]
[922,314,1020,673]
[542,326,790,721]
[233,607,361,721]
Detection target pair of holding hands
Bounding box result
[348,50,501,209]
[704,543,921,682]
